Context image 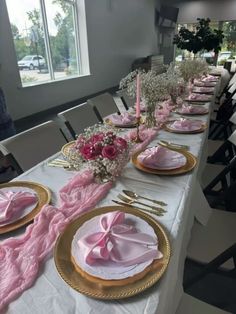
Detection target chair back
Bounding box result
[0,120,66,172]
[204,155,236,210]
[116,89,135,109]
[87,93,120,122]
[58,103,99,139]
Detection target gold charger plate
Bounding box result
[54,205,170,299]
[175,109,209,116]
[185,97,212,103]
[132,149,197,175]
[164,121,207,134]
[0,181,51,234]
[105,118,138,129]
[62,141,75,157]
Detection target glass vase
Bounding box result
[145,106,156,128]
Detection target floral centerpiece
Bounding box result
[120,70,168,127]
[65,125,130,182]
[164,63,185,105]
[178,59,209,83]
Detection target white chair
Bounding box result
[202,129,236,188]
[187,209,236,271]
[58,103,99,139]
[87,92,120,122]
[0,120,67,172]
[176,293,230,314]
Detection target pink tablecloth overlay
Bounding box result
[0,171,112,312]
[0,125,162,312]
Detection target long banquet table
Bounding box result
[0,99,217,314]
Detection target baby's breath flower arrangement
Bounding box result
[65,124,130,182]
[120,70,169,127]
[178,59,209,83]
[164,63,185,104]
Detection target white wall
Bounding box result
[0,0,158,120]
[176,0,236,23]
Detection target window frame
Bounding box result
[7,0,89,88]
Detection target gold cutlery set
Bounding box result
[47,159,73,169]
[112,190,167,217]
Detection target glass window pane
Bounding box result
[45,0,80,80]
[6,0,51,86]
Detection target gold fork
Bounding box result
[117,194,166,213]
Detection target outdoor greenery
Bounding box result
[173,18,224,55]
[11,0,77,71]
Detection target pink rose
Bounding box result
[102,145,118,160]
[114,137,128,150]
[80,144,99,160]
[89,133,104,144]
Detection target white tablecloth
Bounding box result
[1,103,214,314]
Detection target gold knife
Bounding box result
[112,200,164,216]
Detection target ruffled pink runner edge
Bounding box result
[0,125,161,312]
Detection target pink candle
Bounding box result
[136,73,141,118]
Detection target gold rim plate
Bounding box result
[105,118,137,128]
[164,121,207,134]
[54,205,170,299]
[0,181,51,234]
[185,98,212,103]
[175,110,209,116]
[62,141,76,157]
[132,149,197,175]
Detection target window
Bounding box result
[6,0,88,87]
[175,21,236,66]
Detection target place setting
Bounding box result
[164,118,207,134]
[105,112,138,128]
[0,181,51,234]
[185,93,212,103]
[191,86,214,95]
[54,205,170,299]
[132,143,197,176]
[174,104,209,116]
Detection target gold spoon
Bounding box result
[118,194,166,212]
[122,190,167,206]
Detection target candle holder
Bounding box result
[134,117,143,143]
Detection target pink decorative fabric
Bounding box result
[0,125,160,311]
[0,171,112,312]
[170,119,203,131]
[78,211,160,266]
[109,112,136,126]
[137,146,186,170]
[125,125,160,156]
[0,191,37,223]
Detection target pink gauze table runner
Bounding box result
[0,126,160,313]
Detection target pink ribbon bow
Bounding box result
[78,211,162,266]
[0,190,37,223]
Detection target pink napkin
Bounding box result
[179,105,207,114]
[109,112,136,125]
[201,75,218,82]
[137,145,186,169]
[0,190,37,223]
[77,211,161,267]
[188,93,211,101]
[170,119,203,131]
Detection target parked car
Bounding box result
[200,52,215,64]
[18,55,46,70]
[175,55,183,62]
[217,51,232,64]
